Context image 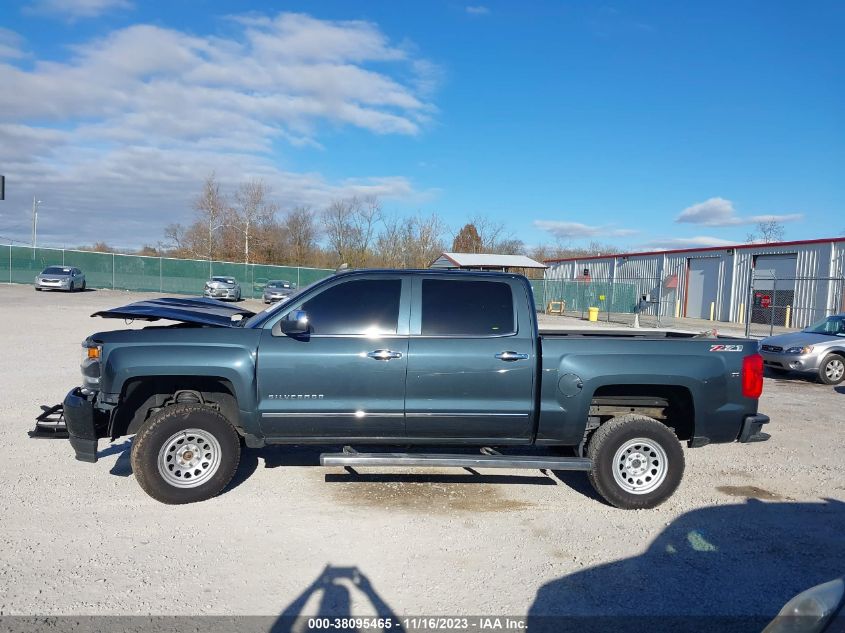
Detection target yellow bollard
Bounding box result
[785,305,791,328]
[588,307,599,322]
[709,302,715,321]
[738,303,745,325]
[675,299,681,318]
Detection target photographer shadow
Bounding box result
[271,565,405,633]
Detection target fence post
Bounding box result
[656,276,664,327]
[770,276,777,336]
[112,252,115,290]
[542,279,548,314]
[159,257,163,293]
[745,271,754,338]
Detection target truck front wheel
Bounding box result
[130,403,241,504]
[587,414,684,509]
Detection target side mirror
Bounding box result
[277,310,310,336]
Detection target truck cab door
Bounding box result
[257,275,410,440]
[405,276,536,443]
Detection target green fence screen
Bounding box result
[531,278,639,315]
[1,244,334,299]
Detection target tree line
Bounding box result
[78,174,624,275]
[76,175,791,269]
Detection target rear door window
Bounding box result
[421,279,515,336]
[300,279,401,335]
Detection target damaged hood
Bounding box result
[91,297,255,327]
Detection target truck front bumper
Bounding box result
[63,388,105,463]
[738,413,770,443]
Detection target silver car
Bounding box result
[203,276,241,301]
[34,266,86,292]
[760,314,845,384]
[263,279,296,304]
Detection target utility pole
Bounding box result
[31,195,41,250]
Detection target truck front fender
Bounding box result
[102,344,260,438]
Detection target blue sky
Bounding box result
[0,0,842,250]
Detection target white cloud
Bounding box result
[533,220,638,239]
[676,197,803,227]
[640,236,737,250]
[25,0,133,19]
[0,28,24,59]
[465,5,490,15]
[0,13,439,247]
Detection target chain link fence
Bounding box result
[531,276,677,327]
[744,274,845,338]
[0,244,334,299]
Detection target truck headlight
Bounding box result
[80,339,102,388]
[785,346,814,355]
[762,577,844,633]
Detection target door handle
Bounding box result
[495,351,529,362]
[367,349,403,361]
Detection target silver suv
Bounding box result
[35,266,86,292]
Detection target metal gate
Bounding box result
[744,273,845,338]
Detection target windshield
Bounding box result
[802,315,845,337]
[211,277,235,283]
[266,280,291,288]
[42,266,72,275]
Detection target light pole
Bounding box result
[31,195,42,250]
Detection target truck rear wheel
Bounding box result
[130,403,241,504]
[587,414,684,509]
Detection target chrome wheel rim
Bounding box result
[825,359,844,382]
[612,438,668,495]
[157,428,222,488]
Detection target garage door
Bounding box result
[686,258,720,319]
[754,254,797,291]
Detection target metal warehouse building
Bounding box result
[543,237,845,332]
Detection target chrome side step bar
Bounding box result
[320,450,592,471]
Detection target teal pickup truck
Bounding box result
[38,269,769,508]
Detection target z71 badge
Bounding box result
[709,344,744,352]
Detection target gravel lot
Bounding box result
[0,283,843,625]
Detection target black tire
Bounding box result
[35,287,41,291]
[818,354,845,385]
[587,414,684,509]
[81,280,86,290]
[130,403,241,504]
[69,282,75,292]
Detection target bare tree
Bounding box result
[194,173,229,266]
[407,212,447,267]
[321,196,382,267]
[374,215,407,268]
[472,215,509,251]
[163,222,206,259]
[230,179,277,264]
[284,206,320,266]
[746,220,785,244]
